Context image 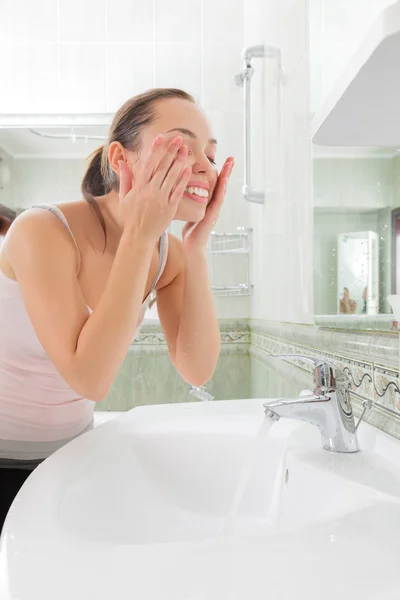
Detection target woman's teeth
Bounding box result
[185,186,209,198]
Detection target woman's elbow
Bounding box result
[71,377,110,403]
[179,366,216,388]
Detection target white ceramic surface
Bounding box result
[312,0,400,146]
[2,399,400,599]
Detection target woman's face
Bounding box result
[133,98,219,223]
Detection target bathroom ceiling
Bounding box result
[0,127,108,159]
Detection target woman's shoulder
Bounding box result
[2,206,80,276]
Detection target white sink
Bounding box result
[2,398,400,600]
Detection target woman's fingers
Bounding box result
[139,135,183,185]
[219,157,235,183]
[151,137,185,188]
[209,157,235,206]
[170,166,192,206]
[118,160,133,200]
[161,144,189,196]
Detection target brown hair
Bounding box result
[81,88,195,247]
[0,204,17,235]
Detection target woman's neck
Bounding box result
[95,191,124,237]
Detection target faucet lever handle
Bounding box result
[272,354,338,393]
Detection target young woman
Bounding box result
[0,88,234,530]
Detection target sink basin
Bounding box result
[2,398,400,599]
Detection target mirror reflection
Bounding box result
[313,145,399,321]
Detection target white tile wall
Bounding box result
[202,44,242,112]
[0,0,246,116]
[11,159,85,208]
[10,0,57,43]
[58,0,107,43]
[0,0,11,45]
[106,0,153,43]
[8,44,58,114]
[203,0,244,45]
[106,43,155,112]
[106,0,154,43]
[206,109,243,184]
[154,43,202,100]
[154,0,202,44]
[58,44,107,113]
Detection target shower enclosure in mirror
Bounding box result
[313,145,400,330]
[337,231,379,316]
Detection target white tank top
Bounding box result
[0,204,168,464]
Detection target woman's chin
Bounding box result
[174,197,207,222]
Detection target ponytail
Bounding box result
[0,204,17,236]
[81,146,108,248]
[81,146,108,200]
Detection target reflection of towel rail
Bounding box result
[212,284,253,297]
[209,228,253,297]
[210,227,252,253]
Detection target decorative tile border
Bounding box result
[131,319,251,348]
[250,320,400,440]
[250,320,399,369]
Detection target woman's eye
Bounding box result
[208,157,216,165]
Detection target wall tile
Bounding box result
[58,44,107,112]
[154,0,201,44]
[10,0,57,43]
[154,43,202,99]
[203,0,244,45]
[106,0,153,43]
[0,44,13,112]
[12,159,85,207]
[58,0,106,43]
[216,180,249,231]
[106,43,154,112]
[202,44,242,112]
[206,109,243,184]
[8,44,58,113]
[0,0,11,44]
[278,0,307,79]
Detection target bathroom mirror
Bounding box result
[0,118,248,322]
[313,144,400,330]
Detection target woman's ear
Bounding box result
[108,142,129,178]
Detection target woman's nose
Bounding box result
[191,155,212,174]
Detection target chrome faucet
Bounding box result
[264,354,360,453]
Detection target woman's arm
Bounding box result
[9,212,155,401]
[157,157,235,386]
[156,237,220,386]
[8,136,192,401]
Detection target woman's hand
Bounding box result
[119,135,192,243]
[182,157,235,251]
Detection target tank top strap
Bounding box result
[32,204,82,273]
[146,231,169,300]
